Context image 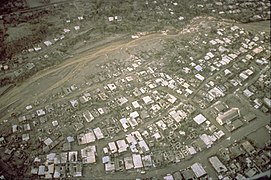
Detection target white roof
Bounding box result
[102,156,110,164]
[126,134,137,144]
[199,134,213,148]
[195,74,205,81]
[152,132,161,140]
[156,120,167,130]
[120,118,130,129]
[132,101,141,109]
[107,83,117,91]
[186,146,197,155]
[22,134,30,141]
[214,130,225,139]
[74,26,80,30]
[38,165,45,175]
[130,111,139,119]
[105,162,115,171]
[77,131,96,145]
[116,139,128,153]
[195,65,203,71]
[166,94,177,104]
[185,88,193,94]
[44,40,52,46]
[108,142,117,153]
[37,109,46,116]
[44,138,53,146]
[81,145,96,164]
[142,154,152,167]
[127,117,138,128]
[68,151,78,162]
[118,97,128,105]
[193,114,207,125]
[138,140,150,152]
[142,96,154,104]
[93,127,104,140]
[132,154,143,169]
[209,156,228,173]
[26,105,33,110]
[191,163,207,178]
[164,174,174,180]
[243,89,253,97]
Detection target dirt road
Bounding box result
[0,32,179,119]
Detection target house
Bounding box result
[44,138,53,146]
[77,130,96,145]
[108,141,118,154]
[141,155,152,168]
[36,109,46,117]
[209,156,228,173]
[0,137,6,146]
[116,139,128,153]
[38,165,45,176]
[216,108,240,125]
[263,98,271,108]
[142,96,154,105]
[138,140,150,152]
[181,169,196,180]
[83,110,94,122]
[169,110,187,123]
[165,94,177,104]
[132,101,141,109]
[120,118,130,130]
[107,83,117,91]
[68,151,78,162]
[124,156,134,170]
[241,141,256,155]
[93,127,104,140]
[102,156,110,164]
[117,97,129,106]
[69,99,79,108]
[199,134,214,148]
[105,161,115,172]
[164,174,174,180]
[132,154,143,169]
[127,117,138,128]
[243,89,254,98]
[191,162,207,178]
[81,145,96,164]
[195,74,205,81]
[193,114,207,125]
[173,171,182,180]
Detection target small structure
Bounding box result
[209,156,228,173]
[132,154,143,169]
[83,111,94,122]
[81,145,96,164]
[93,127,104,140]
[191,163,207,178]
[193,114,207,125]
[116,139,128,153]
[77,131,96,145]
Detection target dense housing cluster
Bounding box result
[0,0,270,180]
[0,15,270,179]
